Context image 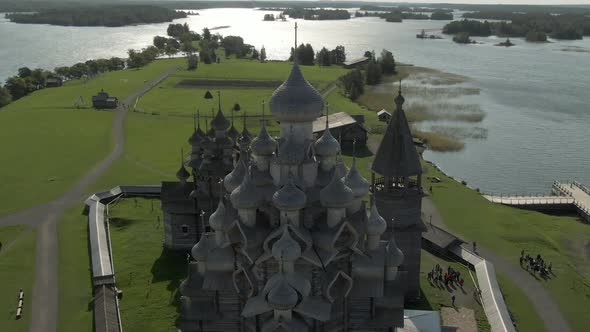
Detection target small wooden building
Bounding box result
[377,109,391,122]
[343,56,370,69]
[312,111,368,147]
[92,90,118,109]
[45,77,63,88]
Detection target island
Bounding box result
[495,38,515,47]
[5,5,187,27]
[417,29,443,40]
[282,8,351,20]
[445,12,589,40]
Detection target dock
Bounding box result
[483,181,590,223]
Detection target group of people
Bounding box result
[520,250,552,277]
[427,263,465,289]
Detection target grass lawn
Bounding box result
[425,163,590,332]
[57,207,94,332]
[0,58,183,218]
[0,225,37,332]
[108,198,186,332]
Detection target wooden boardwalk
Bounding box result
[483,181,590,222]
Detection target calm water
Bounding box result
[1,8,589,193]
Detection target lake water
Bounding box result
[1,8,589,193]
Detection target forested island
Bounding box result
[445,12,590,41]
[5,5,187,27]
[282,8,351,20]
[355,9,453,22]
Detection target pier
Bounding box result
[483,181,590,223]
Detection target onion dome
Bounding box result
[367,202,387,236]
[277,131,305,165]
[271,227,302,262]
[251,125,277,156]
[386,237,404,267]
[272,178,306,211]
[320,171,354,208]
[224,158,246,193]
[267,277,299,311]
[207,127,216,138]
[227,124,240,142]
[269,62,324,123]
[176,165,190,182]
[209,198,232,232]
[345,160,370,198]
[211,109,230,131]
[314,114,340,157]
[191,235,209,261]
[334,161,348,179]
[188,128,205,146]
[230,169,263,209]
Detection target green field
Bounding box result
[0,59,183,217]
[0,225,37,332]
[108,198,185,332]
[56,208,94,332]
[426,163,590,332]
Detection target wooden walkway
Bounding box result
[483,181,590,222]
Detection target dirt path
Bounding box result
[422,195,572,332]
[0,66,180,332]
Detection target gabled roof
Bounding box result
[377,110,391,117]
[312,112,361,133]
[371,94,422,178]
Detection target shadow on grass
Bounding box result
[405,287,435,311]
[150,248,187,325]
[109,217,139,230]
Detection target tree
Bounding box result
[202,27,211,40]
[18,67,32,78]
[330,45,346,65]
[379,49,396,74]
[251,48,260,60]
[290,43,315,65]
[260,46,267,62]
[167,23,189,38]
[127,49,147,68]
[69,62,88,79]
[366,61,382,85]
[364,50,373,60]
[317,47,331,66]
[0,86,12,107]
[153,35,168,49]
[340,68,364,101]
[187,54,198,70]
[107,57,125,71]
[5,77,29,100]
[54,66,71,79]
[163,45,176,57]
[85,60,99,76]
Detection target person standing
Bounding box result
[451,295,456,306]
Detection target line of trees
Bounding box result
[316,46,346,66]
[0,57,129,108]
[283,8,350,20]
[355,9,453,22]
[5,5,187,27]
[444,15,589,40]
